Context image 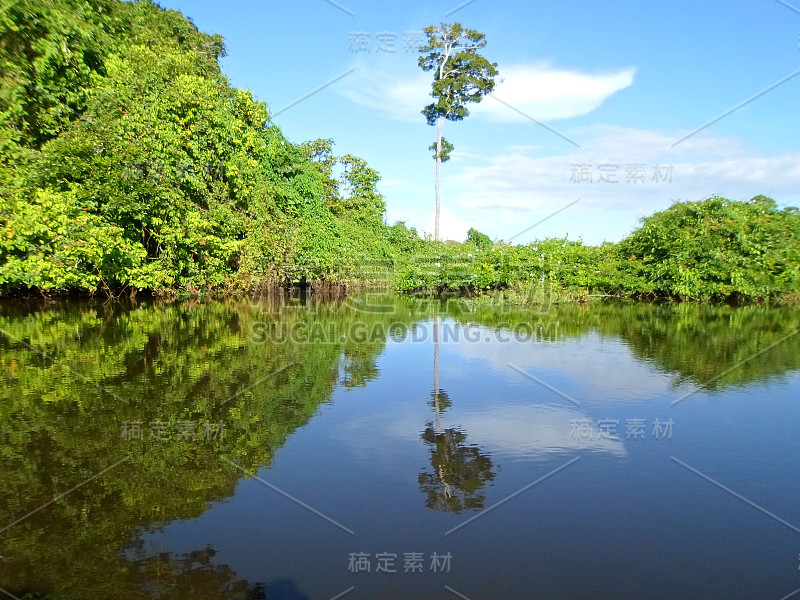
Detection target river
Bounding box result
[1,295,799,599]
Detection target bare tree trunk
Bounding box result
[434,116,443,242]
[433,315,441,434]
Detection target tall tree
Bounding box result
[418,23,498,241]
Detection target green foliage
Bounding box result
[393,237,628,301]
[0,0,111,151]
[331,153,386,231]
[299,137,338,205]
[618,195,800,300]
[466,227,492,249]
[0,0,396,296]
[418,23,499,126]
[388,220,422,254]
[0,188,149,292]
[395,197,800,302]
[428,137,454,162]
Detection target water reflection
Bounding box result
[0,297,799,598]
[0,298,399,599]
[418,316,496,513]
[419,425,496,513]
[445,301,800,391]
[454,405,628,459]
[124,544,267,599]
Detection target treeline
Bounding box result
[1,1,798,301]
[403,195,800,302]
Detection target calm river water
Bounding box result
[1,295,799,599]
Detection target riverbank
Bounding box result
[1,3,798,303]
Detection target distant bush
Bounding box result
[394,237,627,299]
[618,195,800,300]
[466,227,493,250]
[395,197,800,303]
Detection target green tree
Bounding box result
[418,23,498,240]
[299,138,338,206]
[387,220,421,254]
[335,153,386,230]
[466,227,492,249]
[428,137,453,162]
[0,0,111,151]
[0,0,401,296]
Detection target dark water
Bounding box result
[1,295,799,599]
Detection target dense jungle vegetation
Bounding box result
[1,0,798,302]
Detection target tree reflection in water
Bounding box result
[419,316,495,513]
[125,544,267,599]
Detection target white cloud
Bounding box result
[335,58,800,243]
[438,126,800,243]
[333,401,627,465]
[337,61,635,123]
[472,63,636,122]
[336,62,430,123]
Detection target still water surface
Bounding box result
[1,296,799,599]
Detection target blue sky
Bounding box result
[158,0,800,244]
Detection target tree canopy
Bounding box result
[0,0,394,296]
[418,23,499,126]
